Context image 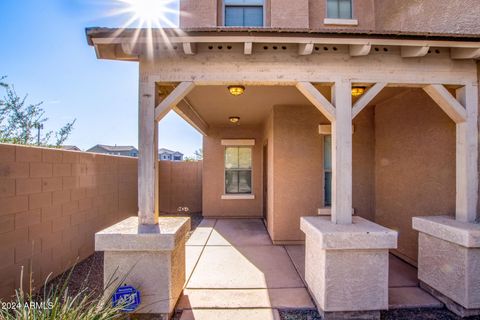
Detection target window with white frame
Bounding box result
[224,0,264,27]
[326,0,352,19]
[225,146,252,194]
[324,135,332,207]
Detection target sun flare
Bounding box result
[115,0,178,28]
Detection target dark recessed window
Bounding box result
[225,0,264,27]
[326,0,352,19]
[324,135,332,207]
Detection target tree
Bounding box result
[0,76,76,147]
[194,148,203,160]
[185,148,203,162]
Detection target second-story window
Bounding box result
[326,0,352,19]
[225,0,264,27]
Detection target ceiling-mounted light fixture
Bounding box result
[228,85,245,96]
[229,116,240,124]
[351,86,366,97]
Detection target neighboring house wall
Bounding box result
[0,144,137,299]
[87,146,138,157]
[374,89,456,263]
[374,0,480,35]
[202,125,263,217]
[159,161,203,214]
[0,144,204,300]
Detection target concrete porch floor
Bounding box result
[177,219,442,320]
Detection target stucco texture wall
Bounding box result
[374,0,480,35]
[352,105,375,222]
[180,0,218,28]
[270,0,309,29]
[374,89,456,263]
[309,0,375,30]
[263,111,275,238]
[265,103,375,242]
[202,125,263,217]
[270,105,326,242]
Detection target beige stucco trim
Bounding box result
[221,194,256,200]
[221,139,255,146]
[323,18,359,26]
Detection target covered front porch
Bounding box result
[177,218,441,320]
[90,29,480,319]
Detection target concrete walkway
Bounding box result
[177,218,441,319]
[178,219,314,320]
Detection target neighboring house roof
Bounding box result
[87,144,138,153]
[61,145,81,151]
[159,148,184,156]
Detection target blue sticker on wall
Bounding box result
[112,285,141,312]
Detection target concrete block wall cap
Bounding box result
[95,216,191,252]
[300,216,398,250]
[412,215,480,248]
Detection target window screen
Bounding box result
[225,147,252,194]
[225,0,264,27]
[326,0,352,19]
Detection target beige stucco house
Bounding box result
[88,0,480,318]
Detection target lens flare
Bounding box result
[116,0,178,28]
[107,0,184,58]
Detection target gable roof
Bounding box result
[88,144,138,152]
[61,145,81,151]
[159,148,184,155]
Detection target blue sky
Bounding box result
[0,0,202,157]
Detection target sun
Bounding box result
[114,0,178,28]
[106,0,183,58]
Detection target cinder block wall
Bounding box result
[0,144,204,300]
[0,144,138,300]
[159,160,203,214]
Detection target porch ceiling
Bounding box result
[185,85,314,126]
[179,85,411,128]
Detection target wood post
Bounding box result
[424,83,479,223]
[138,76,159,225]
[331,80,353,224]
[455,84,479,223]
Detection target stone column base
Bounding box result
[413,215,480,317]
[300,216,398,319]
[95,216,190,318]
[420,282,480,318]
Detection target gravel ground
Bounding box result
[278,308,480,320]
[46,213,480,320]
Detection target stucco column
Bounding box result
[455,84,478,223]
[138,75,159,225]
[331,80,353,224]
